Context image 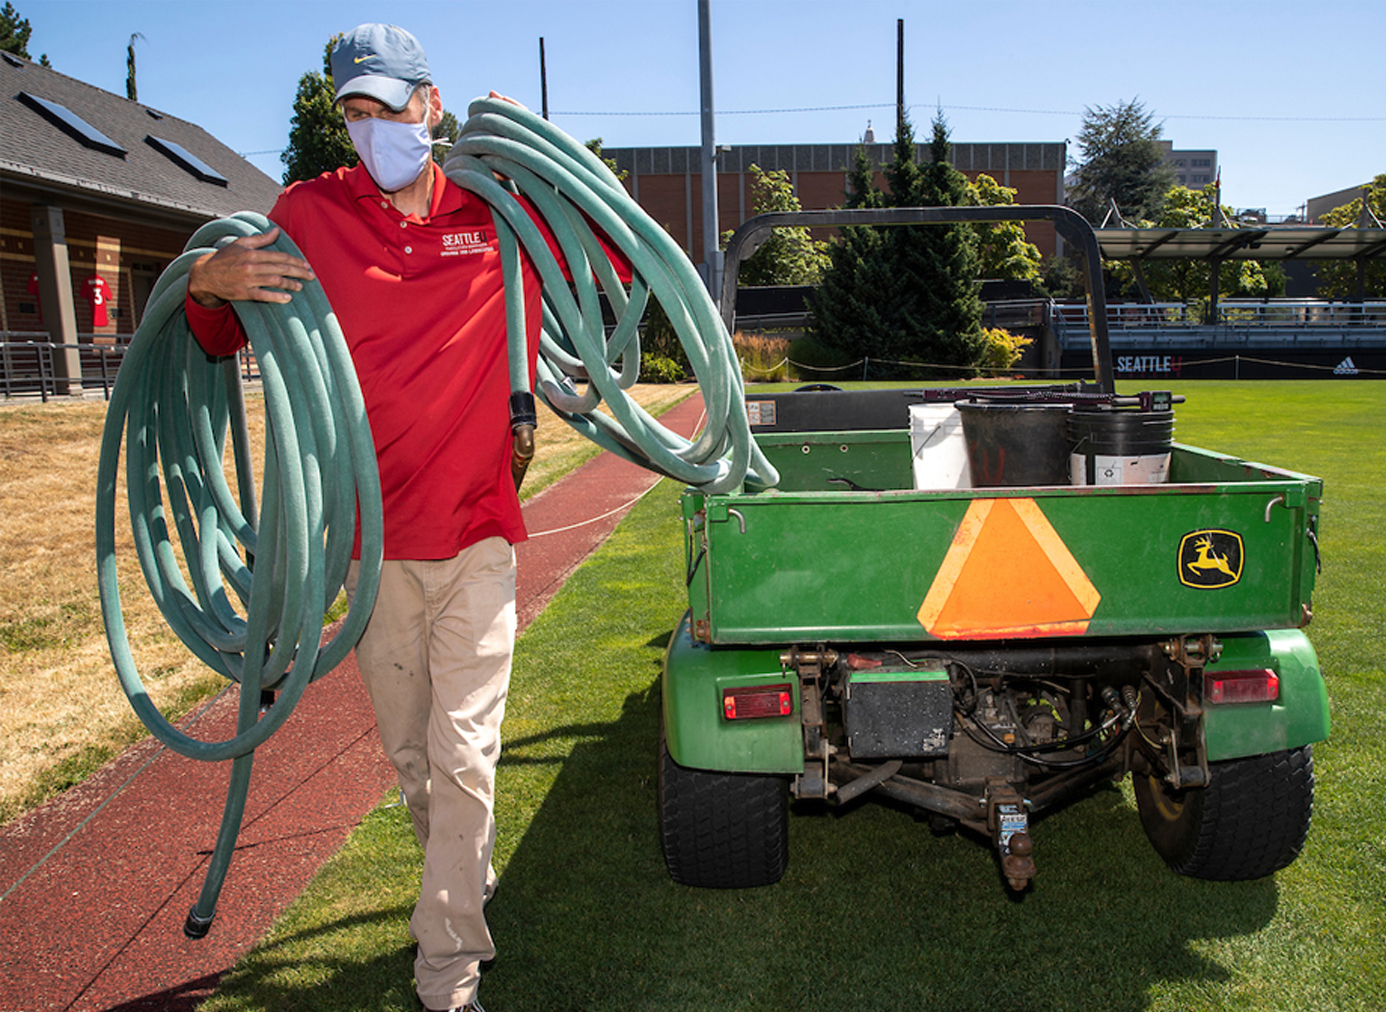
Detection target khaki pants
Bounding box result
[346,537,515,1011]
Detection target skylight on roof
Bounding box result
[18,92,126,157]
[145,135,228,186]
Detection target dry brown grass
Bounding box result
[0,381,692,824]
[0,396,238,824]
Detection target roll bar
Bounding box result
[718,205,1114,394]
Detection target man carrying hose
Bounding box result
[182,23,582,1012]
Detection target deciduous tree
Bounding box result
[1314,174,1386,298]
[725,165,830,287]
[1109,184,1282,306]
[967,173,1041,281]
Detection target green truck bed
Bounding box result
[683,430,1322,646]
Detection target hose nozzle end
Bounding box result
[508,391,538,431]
[184,905,215,940]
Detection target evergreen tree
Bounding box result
[435,109,461,161]
[809,112,983,378]
[1068,98,1175,224]
[282,36,356,185]
[125,33,143,102]
[892,112,984,374]
[1,2,48,65]
[808,146,893,370]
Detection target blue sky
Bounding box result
[18,0,1385,218]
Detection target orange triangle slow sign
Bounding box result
[918,498,1100,640]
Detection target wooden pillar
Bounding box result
[29,204,82,395]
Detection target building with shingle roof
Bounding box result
[1,50,282,393]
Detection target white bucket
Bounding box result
[909,403,972,489]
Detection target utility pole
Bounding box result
[698,0,721,298]
[896,19,905,140]
[539,37,549,120]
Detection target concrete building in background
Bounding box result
[1306,183,1375,224]
[1158,141,1219,190]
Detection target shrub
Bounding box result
[639,354,686,384]
[976,327,1032,376]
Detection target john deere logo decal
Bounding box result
[1179,530,1243,589]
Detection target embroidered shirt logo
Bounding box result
[440,230,492,256]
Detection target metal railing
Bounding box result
[2,335,259,402]
[1054,300,1386,330]
[1217,300,1386,327]
[1051,300,1386,352]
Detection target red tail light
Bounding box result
[722,684,794,720]
[1206,669,1279,704]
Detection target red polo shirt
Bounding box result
[186,163,551,560]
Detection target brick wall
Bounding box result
[610,141,1068,262]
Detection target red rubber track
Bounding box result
[0,394,705,1012]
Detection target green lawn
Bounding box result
[203,380,1384,1012]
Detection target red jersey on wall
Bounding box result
[82,274,112,328]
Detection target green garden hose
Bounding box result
[448,96,778,494]
[97,213,384,937]
[99,101,777,939]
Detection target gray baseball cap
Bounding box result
[330,24,431,111]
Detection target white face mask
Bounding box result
[346,114,432,193]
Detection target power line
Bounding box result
[552,101,1385,123]
[553,101,892,117]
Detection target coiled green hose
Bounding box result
[96,213,383,936]
[447,96,777,493]
[99,100,777,939]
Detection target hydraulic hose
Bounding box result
[99,100,777,939]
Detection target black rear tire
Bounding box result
[658,735,789,888]
[1134,745,1314,881]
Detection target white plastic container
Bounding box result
[909,403,972,489]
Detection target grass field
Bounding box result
[0,382,691,826]
[196,379,1384,1012]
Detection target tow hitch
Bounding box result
[987,782,1035,891]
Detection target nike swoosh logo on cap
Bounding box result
[354,55,371,63]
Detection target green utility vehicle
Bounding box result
[657,208,1328,892]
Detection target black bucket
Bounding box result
[956,402,1072,487]
[1067,408,1174,485]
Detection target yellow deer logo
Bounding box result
[1187,536,1236,578]
[1179,530,1243,589]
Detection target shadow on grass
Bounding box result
[205,903,421,1012]
[482,676,1279,1012]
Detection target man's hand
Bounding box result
[187,227,314,309]
[488,90,527,111]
